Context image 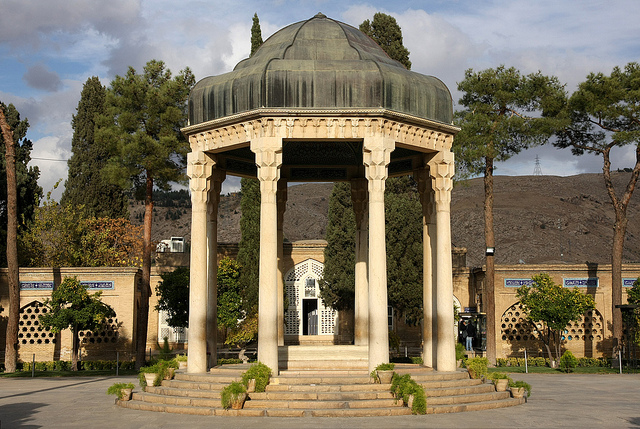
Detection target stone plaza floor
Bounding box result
[1,372,639,428]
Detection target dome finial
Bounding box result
[314,12,327,18]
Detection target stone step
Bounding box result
[174,373,242,383]
[245,398,401,409]
[161,379,230,390]
[427,397,525,414]
[272,375,373,385]
[250,390,395,401]
[418,378,483,389]
[427,390,511,405]
[425,383,496,397]
[279,369,369,376]
[264,384,391,393]
[397,370,469,381]
[132,392,221,408]
[146,385,222,399]
[118,399,266,416]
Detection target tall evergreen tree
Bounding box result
[62,77,128,218]
[320,182,356,310]
[359,13,411,69]
[251,13,263,56]
[238,14,264,314]
[95,60,195,368]
[454,66,566,363]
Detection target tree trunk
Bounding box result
[1,108,19,373]
[136,173,154,369]
[484,156,496,364]
[72,325,79,371]
[601,145,640,352]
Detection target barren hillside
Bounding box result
[132,172,640,268]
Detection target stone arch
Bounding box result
[284,259,336,336]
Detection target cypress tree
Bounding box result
[251,13,263,56]
[320,182,356,310]
[62,77,128,218]
[359,13,411,70]
[237,177,260,313]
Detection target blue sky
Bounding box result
[1,0,639,200]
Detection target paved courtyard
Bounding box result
[1,373,639,428]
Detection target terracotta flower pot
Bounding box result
[377,370,394,384]
[121,388,133,401]
[511,387,525,398]
[231,393,248,409]
[495,379,509,391]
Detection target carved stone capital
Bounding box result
[207,168,226,218]
[187,151,215,206]
[363,136,394,201]
[427,151,455,210]
[415,167,435,221]
[251,137,283,203]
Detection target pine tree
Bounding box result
[359,13,411,69]
[62,77,128,218]
[95,60,195,368]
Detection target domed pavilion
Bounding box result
[182,13,459,374]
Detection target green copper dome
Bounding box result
[188,13,453,125]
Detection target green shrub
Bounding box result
[138,363,162,387]
[107,382,135,400]
[220,381,247,409]
[241,361,272,392]
[158,337,172,361]
[455,343,466,361]
[217,358,243,365]
[496,358,508,367]
[509,380,532,397]
[465,357,488,380]
[559,350,578,373]
[410,356,423,365]
[488,372,513,384]
[390,373,427,415]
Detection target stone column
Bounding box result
[416,167,436,368]
[363,135,394,371]
[251,136,283,374]
[207,168,225,368]
[187,151,214,373]
[351,178,369,346]
[277,180,288,346]
[428,151,456,372]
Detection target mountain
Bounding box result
[132,172,639,268]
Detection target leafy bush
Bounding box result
[107,382,135,399]
[465,357,488,380]
[488,372,513,384]
[217,358,243,365]
[390,373,427,415]
[455,343,466,361]
[410,356,423,365]
[559,350,578,373]
[221,381,247,409]
[137,361,176,387]
[241,361,272,392]
[509,380,532,397]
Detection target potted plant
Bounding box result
[241,361,272,393]
[509,380,532,398]
[390,373,427,415]
[139,363,161,388]
[371,363,395,384]
[221,381,248,409]
[174,353,187,370]
[488,372,512,391]
[107,382,135,401]
[465,357,488,380]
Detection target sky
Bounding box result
[1,0,639,200]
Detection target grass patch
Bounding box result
[1,369,139,378]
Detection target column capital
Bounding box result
[427,151,454,210]
[363,136,395,201]
[415,167,436,222]
[188,151,216,206]
[251,137,283,203]
[207,168,226,218]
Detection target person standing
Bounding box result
[465,320,476,351]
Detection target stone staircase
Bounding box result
[117,364,525,417]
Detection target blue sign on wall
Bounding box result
[563,278,599,288]
[623,278,637,287]
[20,281,54,290]
[81,281,114,290]
[504,279,534,288]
